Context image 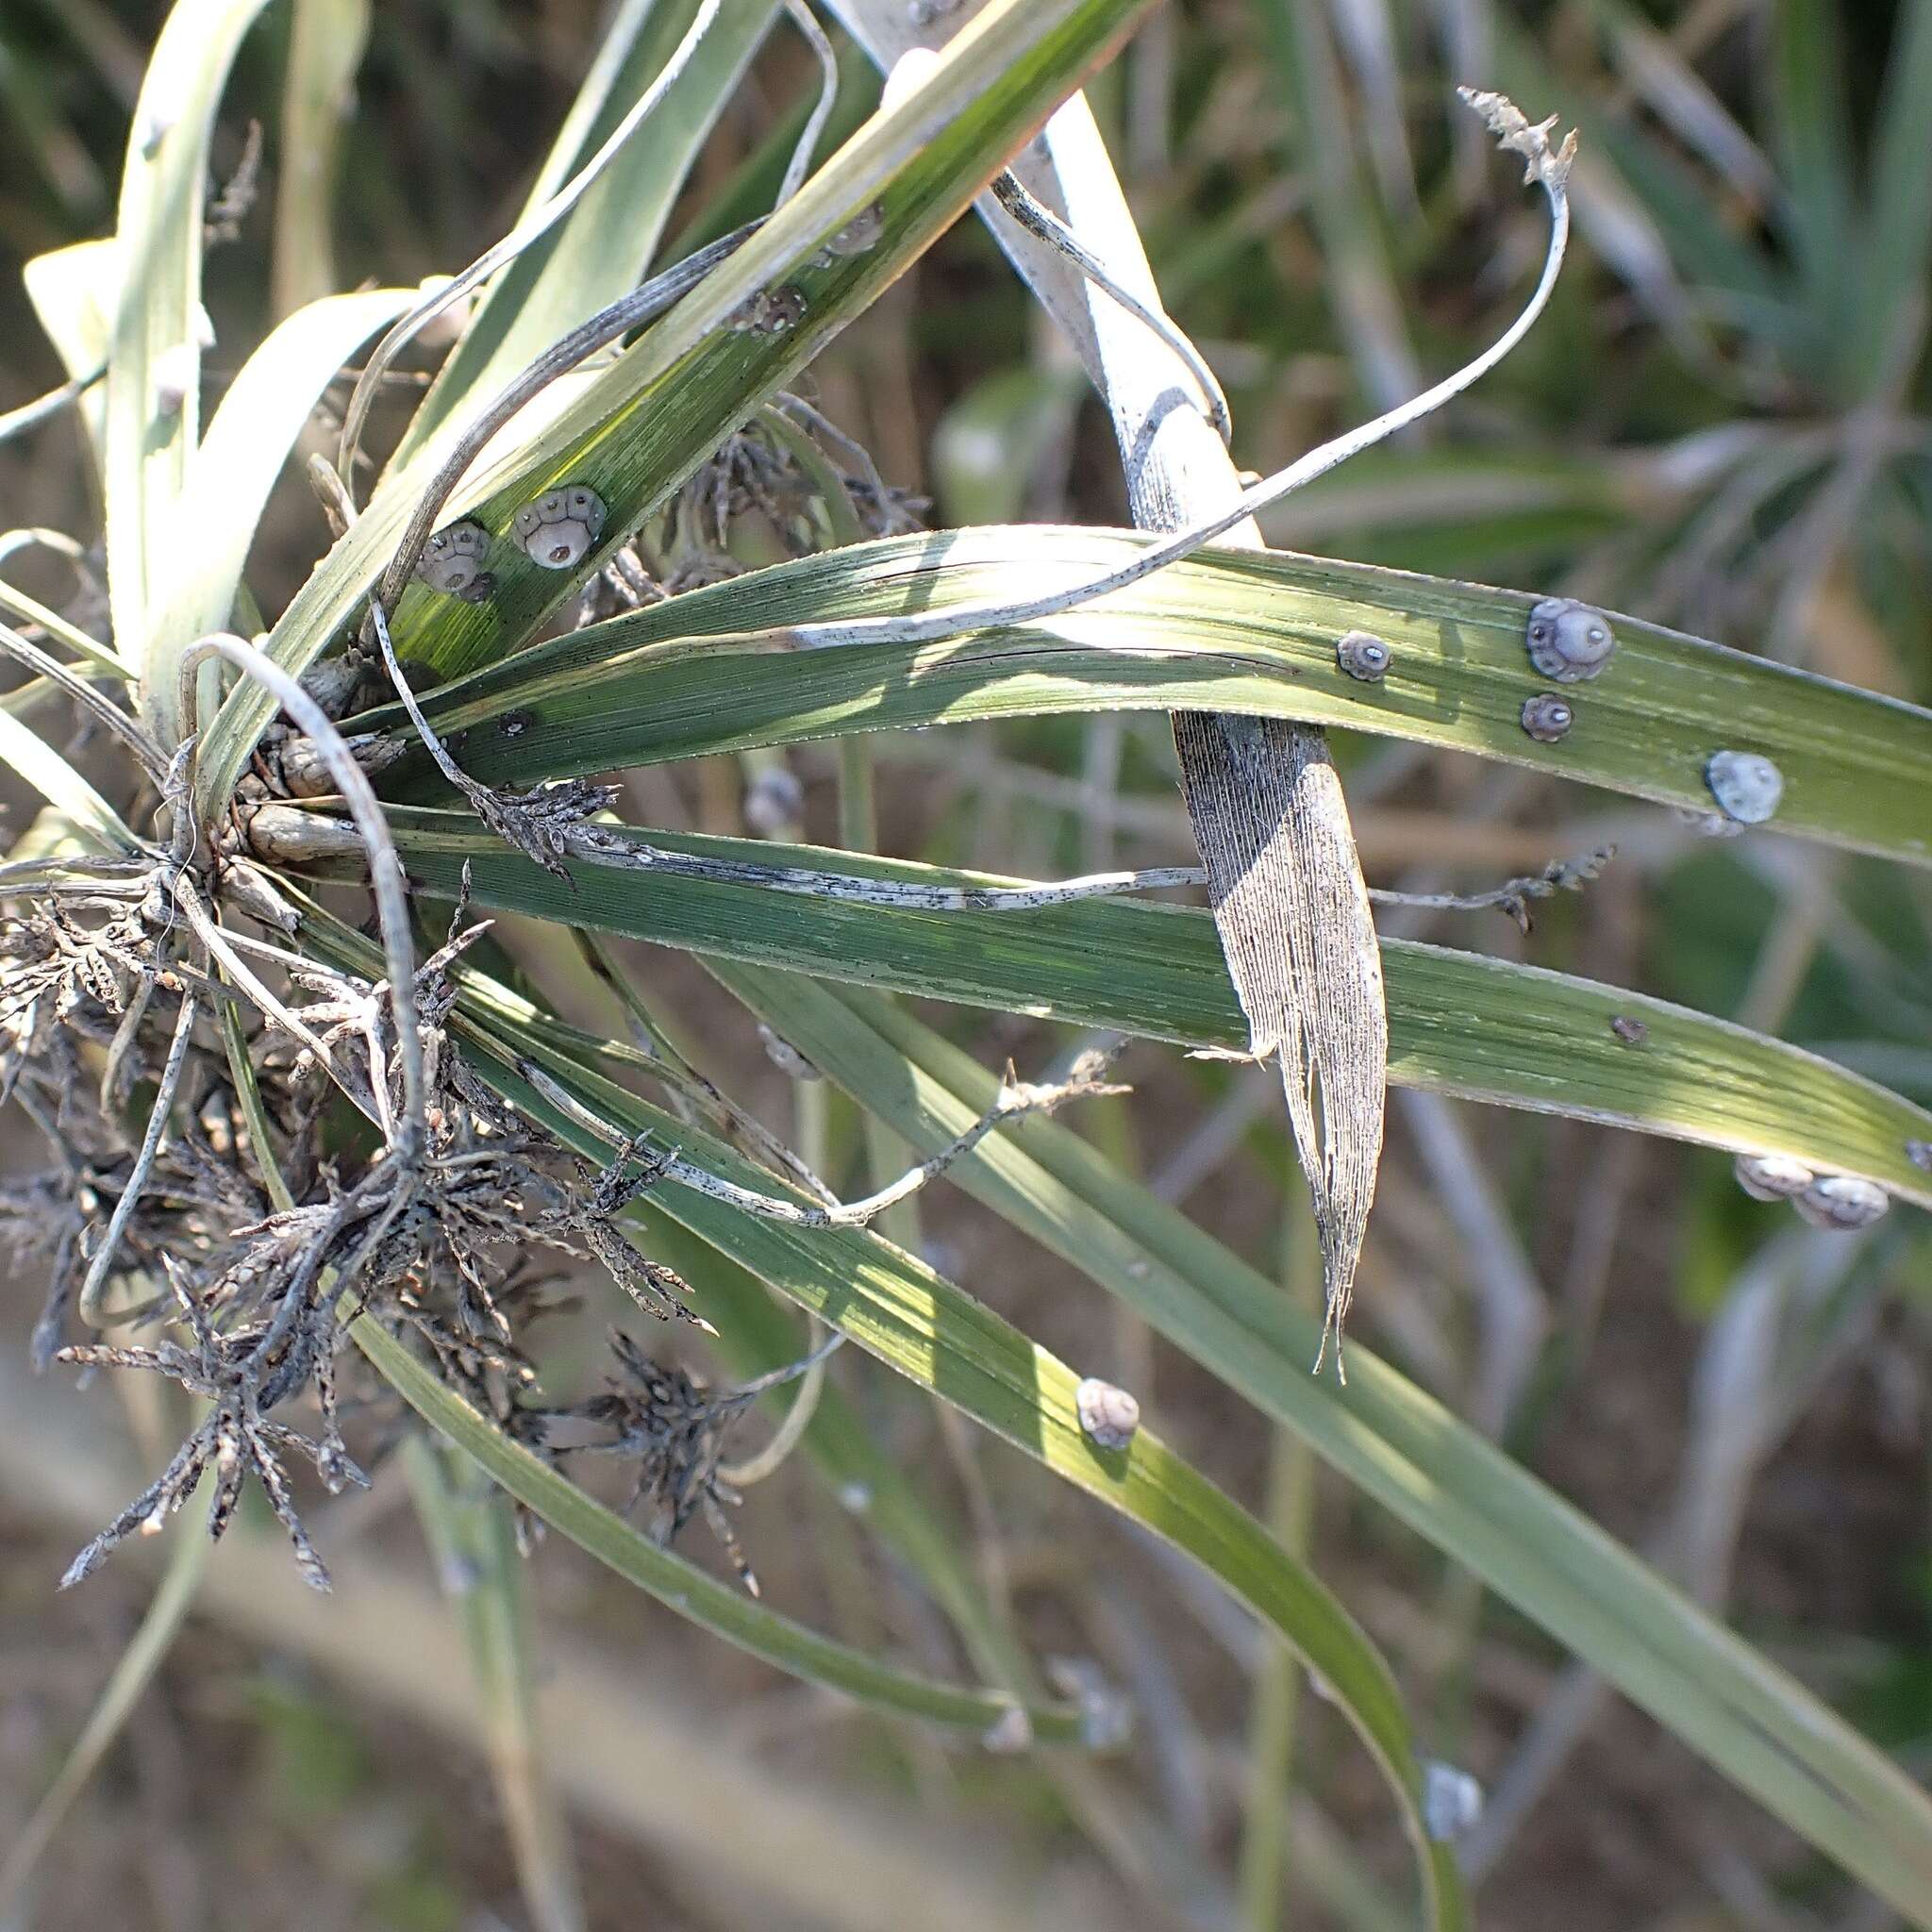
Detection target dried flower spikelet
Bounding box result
[757,1024,820,1081]
[742,764,804,838]
[242,801,369,866]
[1074,1376,1140,1451]
[1457,88,1578,191]
[980,1704,1033,1754]
[1047,1657,1133,1751]
[297,653,368,717]
[278,732,408,799]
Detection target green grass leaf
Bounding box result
[271,0,371,317]
[369,814,1932,1208]
[401,1442,585,1932]
[0,708,141,854]
[364,528,1932,867]
[22,239,118,479]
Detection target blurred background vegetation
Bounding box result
[2,1,1929,1928]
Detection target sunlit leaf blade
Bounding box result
[22,239,118,479]
[367,814,1932,1207]
[103,0,275,708]
[288,894,1467,1929]
[363,528,1932,867]
[0,709,141,854]
[152,287,414,656]
[626,1201,1052,1696]
[704,960,1932,1926]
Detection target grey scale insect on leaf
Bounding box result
[1704,750,1783,825]
[1793,1174,1889,1230]
[1734,1152,1813,1201]
[1335,630,1391,682]
[512,486,608,569]
[1520,692,1573,742]
[1074,1376,1141,1450]
[417,519,492,597]
[1524,597,1616,682]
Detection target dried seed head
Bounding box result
[1793,1174,1890,1231]
[1422,1762,1484,1842]
[1704,749,1783,824]
[513,486,608,569]
[1074,1376,1140,1451]
[1336,629,1391,682]
[1525,597,1615,682]
[1520,692,1574,742]
[418,520,492,596]
[1734,1152,1813,1201]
